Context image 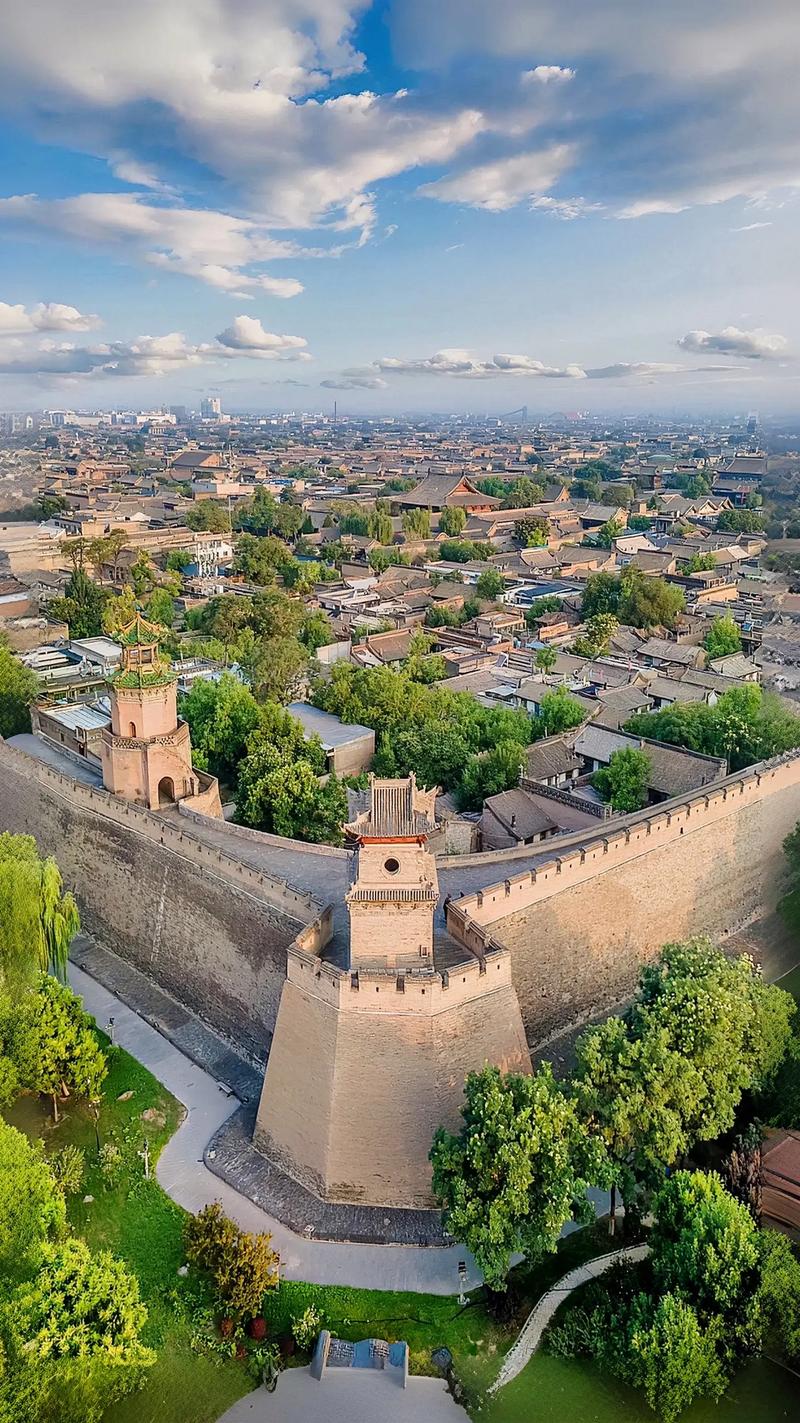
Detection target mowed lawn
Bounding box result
[478,1354,799,1423]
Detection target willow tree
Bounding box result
[0,834,80,991]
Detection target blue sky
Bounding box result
[0,0,798,413]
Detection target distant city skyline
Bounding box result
[0,1,798,411]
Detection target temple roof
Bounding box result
[344,773,438,841]
[117,612,164,647]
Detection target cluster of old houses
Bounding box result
[4,434,800,854]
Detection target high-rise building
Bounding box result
[201,396,222,419]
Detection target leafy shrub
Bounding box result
[184,1202,279,1321]
[291,1304,323,1351]
[52,1143,85,1195]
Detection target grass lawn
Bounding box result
[4,1036,252,1423]
[478,1354,799,1423]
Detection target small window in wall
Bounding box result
[128,721,137,738]
[384,857,400,874]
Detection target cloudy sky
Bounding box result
[0,0,798,413]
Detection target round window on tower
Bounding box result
[384,856,400,874]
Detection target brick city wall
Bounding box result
[448,751,800,1049]
[0,741,316,1058]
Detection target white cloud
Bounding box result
[0,4,486,239]
[0,314,312,380]
[321,375,387,389]
[522,66,575,85]
[732,221,772,231]
[363,350,724,383]
[373,349,585,379]
[0,193,305,299]
[677,326,788,359]
[530,195,601,220]
[418,144,575,211]
[394,0,800,219]
[584,362,688,379]
[0,301,100,335]
[215,315,308,354]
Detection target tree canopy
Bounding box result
[0,634,39,738]
[430,1063,609,1288]
[625,684,800,771]
[703,613,742,661]
[592,747,650,812]
[0,834,80,991]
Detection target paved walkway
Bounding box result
[69,964,475,1294]
[489,1242,651,1393]
[217,1367,464,1422]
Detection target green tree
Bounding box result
[632,938,795,1145]
[402,507,432,539]
[233,533,291,584]
[515,516,548,547]
[0,1120,66,1278]
[145,587,175,628]
[439,506,466,536]
[628,514,653,532]
[581,572,622,619]
[243,636,308,704]
[456,740,526,811]
[626,684,800,771]
[0,835,80,990]
[618,1291,725,1423]
[101,586,138,636]
[596,518,624,548]
[236,746,346,845]
[0,634,39,737]
[438,538,488,563]
[10,975,107,1121]
[186,500,231,533]
[572,613,619,659]
[592,747,650,812]
[299,609,334,652]
[129,550,156,599]
[535,645,557,674]
[618,568,685,630]
[538,685,586,736]
[367,510,394,545]
[48,567,108,638]
[704,613,742,661]
[178,673,261,780]
[502,476,545,508]
[684,551,717,572]
[184,1203,278,1321]
[165,549,192,573]
[430,1064,609,1289]
[34,492,68,520]
[3,1237,153,1423]
[475,568,504,600]
[651,1171,760,1329]
[573,1017,691,1232]
[717,508,766,534]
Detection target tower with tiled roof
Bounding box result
[100,614,221,815]
[344,774,439,969]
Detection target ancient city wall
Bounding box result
[0,740,317,1058]
[448,751,800,1048]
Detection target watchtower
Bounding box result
[344,775,439,969]
[100,614,220,815]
